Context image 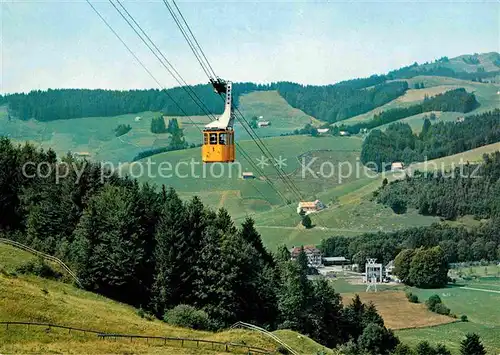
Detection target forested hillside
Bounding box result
[277,81,409,123]
[341,88,479,134]
[360,110,500,171]
[3,83,271,121]
[375,152,500,220]
[0,137,401,353]
[387,52,500,80]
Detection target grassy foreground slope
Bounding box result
[0,243,334,354]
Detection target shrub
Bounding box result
[137,307,145,318]
[15,257,62,280]
[405,291,419,303]
[425,294,442,311]
[433,303,451,315]
[408,294,419,303]
[461,315,468,322]
[163,304,209,330]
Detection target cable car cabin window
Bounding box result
[209,133,217,145]
[204,133,208,145]
[219,133,227,145]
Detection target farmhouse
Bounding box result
[241,172,255,179]
[385,260,395,276]
[456,116,465,123]
[297,199,326,214]
[258,121,270,127]
[339,131,350,136]
[391,162,404,171]
[317,128,329,134]
[290,245,323,267]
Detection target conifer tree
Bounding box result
[460,333,486,355]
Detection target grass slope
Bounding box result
[407,142,500,172]
[135,135,363,215]
[338,77,499,129]
[0,243,325,354]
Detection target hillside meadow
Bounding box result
[0,243,335,355]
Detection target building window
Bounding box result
[209,133,217,145]
[204,133,208,145]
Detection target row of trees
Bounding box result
[320,219,500,272]
[386,61,500,82]
[360,109,500,171]
[342,88,479,135]
[2,83,271,121]
[0,136,400,351]
[375,152,500,220]
[114,124,131,137]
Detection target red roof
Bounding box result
[291,245,321,257]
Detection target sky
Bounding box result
[1,0,499,94]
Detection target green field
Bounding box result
[134,135,362,213]
[378,111,463,133]
[396,279,500,354]
[407,142,500,173]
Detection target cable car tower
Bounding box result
[365,258,382,292]
[201,79,235,163]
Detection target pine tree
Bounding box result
[239,217,273,265]
[72,185,146,305]
[308,278,344,347]
[277,261,312,331]
[460,333,486,355]
[296,246,309,274]
[302,214,312,228]
[0,137,20,230]
[150,187,187,315]
[275,244,291,264]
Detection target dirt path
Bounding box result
[460,287,500,294]
[255,225,376,233]
[218,190,241,209]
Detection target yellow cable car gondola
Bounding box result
[202,80,235,163]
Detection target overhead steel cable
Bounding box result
[170,0,219,79]
[105,0,289,206]
[110,0,217,122]
[85,0,204,132]
[163,0,334,229]
[162,0,214,80]
[162,0,305,203]
[86,0,290,207]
